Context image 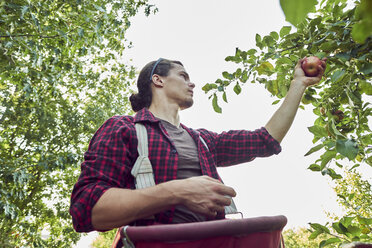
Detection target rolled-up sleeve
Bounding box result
[69,117,135,232]
[200,127,281,167]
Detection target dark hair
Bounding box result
[130,59,183,112]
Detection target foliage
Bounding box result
[283,226,336,248]
[0,0,156,247]
[334,169,371,219]
[91,229,117,248]
[203,0,371,246]
[308,170,372,247]
[280,0,372,43]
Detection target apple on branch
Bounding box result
[301,56,324,77]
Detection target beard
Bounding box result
[180,98,194,110]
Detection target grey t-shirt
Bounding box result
[158,119,207,223]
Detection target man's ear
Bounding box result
[151,74,164,88]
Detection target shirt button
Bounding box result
[171,149,177,154]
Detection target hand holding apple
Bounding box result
[293,56,327,88]
[301,56,325,77]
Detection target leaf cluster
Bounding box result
[203,0,371,247]
[0,0,155,246]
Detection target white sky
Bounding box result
[75,0,371,246]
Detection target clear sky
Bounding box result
[75,0,354,246]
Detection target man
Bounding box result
[70,57,326,232]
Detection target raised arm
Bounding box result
[265,58,326,143]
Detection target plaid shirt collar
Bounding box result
[134,108,160,124]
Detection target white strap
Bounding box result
[131,124,156,190]
[131,124,156,220]
[199,136,209,151]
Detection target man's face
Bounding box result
[161,63,195,110]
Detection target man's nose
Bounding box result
[188,82,195,88]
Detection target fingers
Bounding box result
[295,58,304,69]
[317,60,327,78]
[215,184,236,198]
[181,176,236,218]
[202,202,228,218]
[199,176,236,197]
[214,195,232,206]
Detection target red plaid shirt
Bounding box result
[70,108,281,232]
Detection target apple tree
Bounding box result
[203,0,371,246]
[0,0,156,247]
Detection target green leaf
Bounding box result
[360,81,372,95]
[328,168,342,180]
[272,99,280,105]
[305,144,324,156]
[280,0,318,26]
[309,223,330,234]
[335,162,343,168]
[308,125,328,138]
[335,52,351,61]
[212,94,222,113]
[328,121,346,139]
[360,63,372,75]
[350,163,360,170]
[309,229,322,240]
[279,26,292,37]
[340,216,355,228]
[202,83,217,93]
[332,222,347,234]
[352,0,372,41]
[308,163,321,171]
[247,49,257,55]
[331,69,345,83]
[320,41,337,52]
[256,62,274,75]
[240,70,249,83]
[255,34,261,44]
[222,71,233,80]
[347,226,362,236]
[233,83,242,95]
[263,35,275,47]
[357,216,372,225]
[347,90,362,106]
[352,23,371,43]
[336,139,358,160]
[320,150,337,169]
[320,237,341,247]
[222,92,228,103]
[277,57,293,65]
[270,31,279,41]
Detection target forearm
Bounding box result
[265,80,306,143]
[91,180,180,230]
[91,176,236,230]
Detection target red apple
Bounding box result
[332,109,344,122]
[301,56,323,77]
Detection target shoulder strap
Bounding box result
[131,123,156,189]
[199,135,209,152]
[131,123,156,220]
